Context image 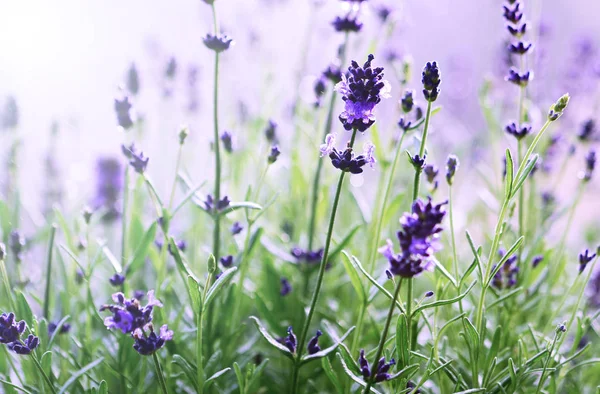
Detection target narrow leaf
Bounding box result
[249,316,294,360]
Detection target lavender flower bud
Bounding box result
[283,327,297,353]
[508,41,532,55]
[582,149,596,182]
[179,126,189,145]
[332,15,363,33]
[531,255,544,268]
[280,277,292,296]
[265,119,278,143]
[506,68,532,87]
[323,64,342,83]
[220,131,233,153]
[268,146,281,164]
[400,90,415,113]
[505,122,532,140]
[307,330,322,354]
[446,155,459,185]
[231,222,243,235]
[109,273,125,287]
[548,93,570,121]
[425,291,434,298]
[122,144,149,174]
[423,164,439,184]
[220,255,233,268]
[126,63,140,96]
[578,249,596,274]
[578,119,596,142]
[203,34,234,53]
[422,61,441,102]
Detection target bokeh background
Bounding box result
[0,0,598,242]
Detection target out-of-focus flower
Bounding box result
[133,324,173,355]
[268,146,281,164]
[446,155,459,185]
[220,255,233,267]
[231,222,243,235]
[121,144,149,174]
[93,158,122,222]
[280,277,292,296]
[379,198,447,277]
[9,231,25,263]
[221,131,233,153]
[503,2,523,24]
[109,273,125,287]
[505,122,532,140]
[400,90,415,113]
[48,322,71,336]
[204,194,230,213]
[422,61,441,102]
[1,96,19,130]
[423,164,439,184]
[203,34,234,53]
[332,15,363,33]
[336,54,390,132]
[578,119,596,142]
[323,64,343,83]
[126,63,140,96]
[114,95,135,129]
[0,313,39,355]
[291,247,324,265]
[582,149,596,182]
[532,255,544,268]
[164,57,177,80]
[99,290,163,334]
[265,119,278,143]
[492,249,519,289]
[506,68,532,87]
[320,133,336,157]
[307,330,322,354]
[579,249,597,274]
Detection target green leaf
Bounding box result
[322,357,344,394]
[172,180,207,217]
[0,380,33,394]
[220,201,262,215]
[351,255,405,313]
[454,390,486,394]
[329,224,362,262]
[396,313,410,369]
[188,276,202,315]
[169,237,200,283]
[58,358,104,394]
[430,257,457,287]
[172,354,198,390]
[341,252,366,303]
[205,367,231,385]
[465,231,485,283]
[412,281,476,317]
[301,326,355,364]
[246,359,269,393]
[504,149,514,200]
[127,222,157,275]
[58,245,87,276]
[233,362,245,394]
[99,243,122,273]
[510,155,539,199]
[249,316,294,360]
[204,267,237,308]
[97,381,108,394]
[388,363,420,381]
[336,353,383,394]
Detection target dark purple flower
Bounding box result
[422,61,441,102]
[505,122,532,140]
[307,330,322,354]
[265,119,278,143]
[203,34,233,53]
[9,231,25,262]
[492,249,519,289]
[508,41,532,55]
[0,313,26,344]
[323,64,343,84]
[446,155,459,185]
[358,349,371,378]
[532,255,544,268]
[100,290,163,334]
[423,164,439,184]
[126,63,140,96]
[114,95,135,129]
[507,23,527,37]
[121,144,149,174]
[221,131,233,153]
[314,77,327,106]
[579,249,596,274]
[379,198,447,278]
[329,147,367,174]
[133,324,173,355]
[93,158,122,222]
[425,291,434,298]
[400,89,415,113]
[578,119,596,142]
[503,2,523,24]
[231,222,243,235]
[8,334,39,355]
[357,349,395,382]
[204,194,231,213]
[268,146,281,164]
[332,15,363,33]
[506,68,532,86]
[582,149,596,182]
[398,117,412,132]
[335,54,391,132]
[280,277,292,296]
[48,322,71,336]
[109,273,125,287]
[291,247,324,265]
[220,255,233,267]
[410,154,426,170]
[283,326,297,353]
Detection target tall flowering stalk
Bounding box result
[290,54,388,394]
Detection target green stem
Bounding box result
[535,331,560,394]
[211,3,222,265]
[43,226,57,320]
[307,33,350,252]
[291,129,358,394]
[449,186,463,313]
[362,280,403,394]
[411,101,433,202]
[0,257,15,311]
[31,354,57,394]
[152,353,170,394]
[168,144,184,210]
[121,166,129,265]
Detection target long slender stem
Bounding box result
[0,256,15,311]
[168,144,183,210]
[211,3,222,265]
[43,225,57,320]
[291,129,358,394]
[121,166,129,265]
[362,280,403,394]
[152,353,170,394]
[535,331,560,394]
[307,33,350,252]
[31,354,57,394]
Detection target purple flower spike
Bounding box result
[579,249,597,274]
[109,273,125,287]
[307,330,322,355]
[100,290,162,334]
[506,68,532,87]
[422,61,441,102]
[114,95,135,129]
[132,324,173,356]
[375,357,396,382]
[8,334,39,355]
[203,34,233,53]
[283,327,297,353]
[358,349,371,379]
[329,147,368,174]
[332,15,363,33]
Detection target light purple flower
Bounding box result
[320,133,336,157]
[363,142,376,168]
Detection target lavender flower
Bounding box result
[8,335,39,355]
[48,322,71,336]
[320,133,336,157]
[132,324,173,355]
[306,330,322,354]
[492,249,519,289]
[507,23,527,37]
[265,119,278,143]
[0,313,39,355]
[363,142,376,168]
[99,290,163,334]
[579,249,597,274]
[109,273,125,287]
[506,68,532,87]
[335,54,391,132]
[280,277,292,296]
[508,41,532,55]
[9,231,25,262]
[547,93,570,121]
[1,96,19,130]
[332,15,363,33]
[400,90,415,113]
[505,122,532,140]
[578,119,596,142]
[422,61,441,102]
[503,2,523,24]
[204,194,230,213]
[114,95,135,129]
[203,34,233,53]
[231,222,243,235]
[409,154,426,170]
[314,77,327,106]
[283,326,297,353]
[268,146,281,164]
[165,57,177,80]
[379,198,447,278]
[221,131,233,153]
[220,255,233,267]
[155,238,187,256]
[446,155,459,185]
[582,149,596,182]
[93,158,122,222]
[398,117,412,132]
[423,164,439,184]
[357,349,396,382]
[323,64,342,83]
[291,247,324,265]
[532,255,544,268]
[126,63,140,96]
[121,144,149,174]
[328,147,368,174]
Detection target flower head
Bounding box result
[503,2,523,24]
[109,273,125,287]
[422,61,441,102]
[329,147,368,174]
[579,249,597,274]
[220,255,233,268]
[265,119,278,143]
[132,324,173,355]
[423,164,439,184]
[532,255,544,268]
[291,247,324,265]
[114,95,135,129]
[492,249,519,289]
[307,330,322,355]
[268,146,281,164]
[8,334,39,355]
[126,63,140,96]
[100,290,162,334]
[283,326,297,353]
[48,321,71,336]
[578,119,596,142]
[548,93,570,121]
[332,15,363,33]
[446,155,459,185]
[93,158,122,222]
[336,54,390,132]
[505,122,532,140]
[221,131,233,153]
[400,89,415,113]
[231,222,243,235]
[357,349,396,382]
[203,34,233,53]
[320,133,336,157]
[0,313,38,355]
[581,149,596,182]
[323,64,343,83]
[9,231,25,263]
[204,194,230,213]
[363,142,376,168]
[121,144,149,174]
[506,68,532,87]
[508,41,532,55]
[280,277,292,296]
